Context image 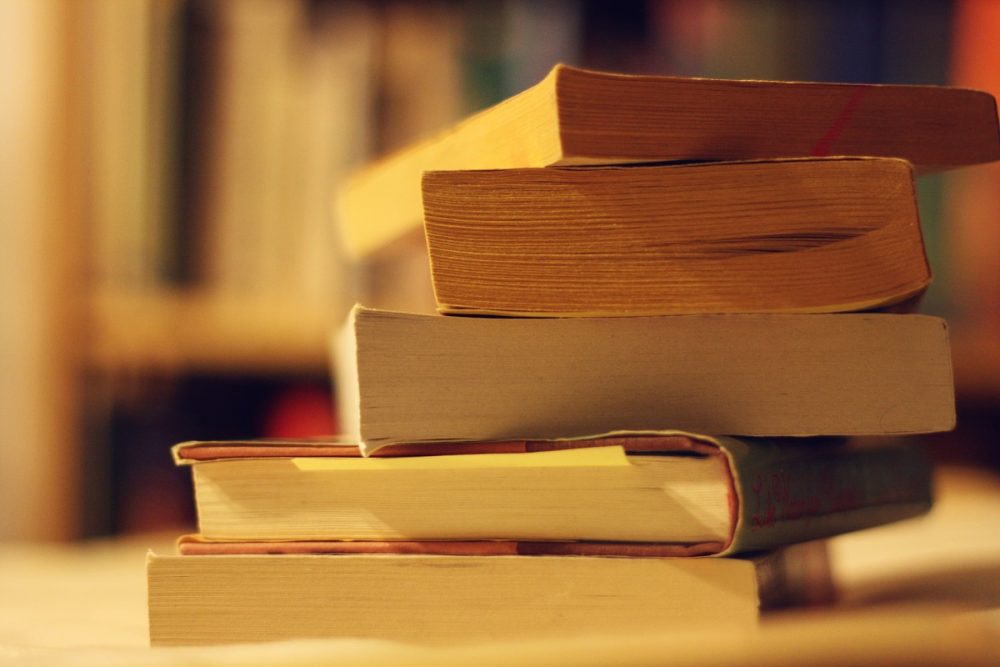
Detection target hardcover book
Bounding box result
[173,434,932,556]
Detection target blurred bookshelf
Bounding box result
[3,0,999,541]
[87,287,332,375]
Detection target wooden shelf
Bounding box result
[87,288,337,375]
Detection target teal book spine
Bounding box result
[717,437,933,556]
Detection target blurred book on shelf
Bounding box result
[80,0,378,376]
[77,0,181,292]
[176,0,371,315]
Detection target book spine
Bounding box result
[718,438,933,556]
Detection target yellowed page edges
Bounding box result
[293,445,631,471]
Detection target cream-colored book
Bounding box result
[335,307,955,452]
[147,541,832,646]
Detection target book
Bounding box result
[334,306,955,451]
[82,0,179,291]
[422,157,930,317]
[180,0,370,308]
[147,540,833,646]
[336,63,1000,258]
[173,434,932,555]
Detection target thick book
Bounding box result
[172,434,932,556]
[334,306,955,451]
[147,540,832,646]
[336,63,1000,257]
[423,157,930,317]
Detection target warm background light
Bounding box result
[1,0,997,542]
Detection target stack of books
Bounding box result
[147,65,1000,647]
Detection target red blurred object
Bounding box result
[263,384,337,438]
